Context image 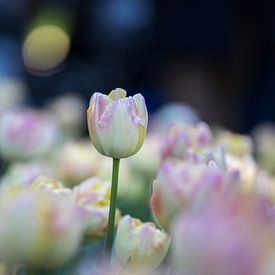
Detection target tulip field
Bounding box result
[1,85,275,275]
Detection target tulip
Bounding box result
[150,160,239,230]
[161,123,226,167]
[216,130,253,157]
[150,103,199,134]
[87,88,148,251]
[0,161,53,187]
[225,154,275,203]
[0,108,58,161]
[47,93,85,139]
[171,195,275,275]
[87,88,148,159]
[53,140,100,186]
[115,215,171,271]
[161,122,213,160]
[0,184,83,267]
[73,177,120,238]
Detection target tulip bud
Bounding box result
[114,215,171,271]
[0,108,58,161]
[87,88,148,159]
[0,184,82,267]
[73,177,120,238]
[151,161,239,230]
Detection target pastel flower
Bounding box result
[150,161,239,230]
[216,130,253,157]
[73,177,120,238]
[87,88,148,159]
[0,108,58,161]
[171,195,275,275]
[0,184,82,267]
[115,215,171,271]
[47,93,85,139]
[225,154,275,203]
[0,161,53,187]
[160,123,226,167]
[53,140,100,186]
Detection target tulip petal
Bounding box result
[98,98,140,158]
[108,88,127,100]
[133,94,148,128]
[87,93,111,155]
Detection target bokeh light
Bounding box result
[22,24,70,73]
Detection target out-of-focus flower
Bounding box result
[0,108,58,161]
[115,215,170,271]
[171,195,275,275]
[253,123,275,174]
[73,177,120,238]
[128,134,161,179]
[0,77,27,113]
[151,161,239,230]
[161,123,226,167]
[216,130,253,157]
[225,154,275,203]
[87,88,148,159]
[53,140,100,186]
[150,103,199,134]
[0,184,83,267]
[47,93,85,139]
[0,161,53,187]
[161,122,213,160]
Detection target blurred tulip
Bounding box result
[47,93,85,139]
[161,122,213,160]
[115,215,170,271]
[0,161,53,187]
[150,103,199,134]
[225,154,275,203]
[151,161,239,230]
[87,88,148,159]
[53,140,100,186]
[73,177,120,238]
[171,195,275,275]
[161,122,226,168]
[0,108,58,161]
[0,184,83,267]
[216,130,253,157]
[128,134,161,178]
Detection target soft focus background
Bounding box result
[0,0,274,131]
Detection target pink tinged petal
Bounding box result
[98,99,140,158]
[108,88,127,100]
[87,93,111,155]
[133,94,148,128]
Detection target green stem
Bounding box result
[106,158,120,251]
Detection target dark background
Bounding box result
[0,0,274,132]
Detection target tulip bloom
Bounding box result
[0,108,58,160]
[73,177,120,238]
[0,184,82,267]
[115,215,171,271]
[216,130,253,157]
[87,88,148,159]
[151,161,239,230]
